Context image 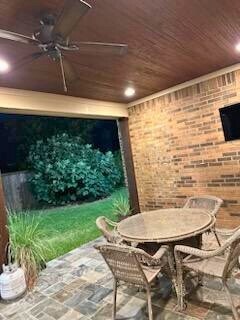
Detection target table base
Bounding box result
[136,234,202,256]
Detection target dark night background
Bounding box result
[0,114,120,173]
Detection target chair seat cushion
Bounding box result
[183,255,226,277]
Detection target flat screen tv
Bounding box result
[219,103,240,141]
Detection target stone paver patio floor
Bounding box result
[0,234,239,320]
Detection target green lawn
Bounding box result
[26,188,127,261]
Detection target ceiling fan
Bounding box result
[0,0,128,92]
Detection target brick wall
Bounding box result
[128,70,240,228]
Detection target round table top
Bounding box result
[117,208,215,243]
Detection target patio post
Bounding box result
[0,174,8,267]
[118,118,140,214]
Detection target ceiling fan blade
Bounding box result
[0,29,38,45]
[75,42,128,55]
[59,55,78,92]
[53,0,91,39]
[9,52,46,72]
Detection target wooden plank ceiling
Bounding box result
[0,0,240,102]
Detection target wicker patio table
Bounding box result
[117,208,215,244]
[117,208,216,295]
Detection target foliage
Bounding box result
[112,192,131,219]
[1,115,97,172]
[7,212,53,289]
[28,133,122,205]
[17,188,126,261]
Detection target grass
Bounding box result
[19,188,127,261]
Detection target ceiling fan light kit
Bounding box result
[0,0,128,92]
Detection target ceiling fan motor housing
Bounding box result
[34,15,66,45]
[40,14,56,26]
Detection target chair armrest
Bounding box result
[152,246,169,260]
[215,226,240,237]
[148,245,169,266]
[174,245,222,260]
[105,217,117,228]
[175,227,240,262]
[138,245,169,266]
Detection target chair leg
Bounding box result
[212,229,221,247]
[167,248,178,294]
[177,280,186,311]
[112,279,117,320]
[146,286,153,320]
[223,281,239,320]
[176,267,186,311]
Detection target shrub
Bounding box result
[8,212,53,289]
[28,133,122,205]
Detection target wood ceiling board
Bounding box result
[0,0,239,102]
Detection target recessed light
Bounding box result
[0,58,9,73]
[124,87,135,97]
[236,43,240,52]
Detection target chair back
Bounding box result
[96,216,117,243]
[184,195,223,216]
[222,227,240,279]
[95,243,148,286]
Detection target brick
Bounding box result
[128,70,240,228]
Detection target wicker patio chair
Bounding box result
[96,216,123,244]
[184,195,223,246]
[95,243,169,320]
[174,226,240,320]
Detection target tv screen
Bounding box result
[219,103,240,141]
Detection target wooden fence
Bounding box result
[1,171,37,211]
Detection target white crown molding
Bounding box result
[128,63,240,108]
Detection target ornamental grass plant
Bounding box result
[8,212,53,289]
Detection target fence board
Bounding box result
[1,171,36,211]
